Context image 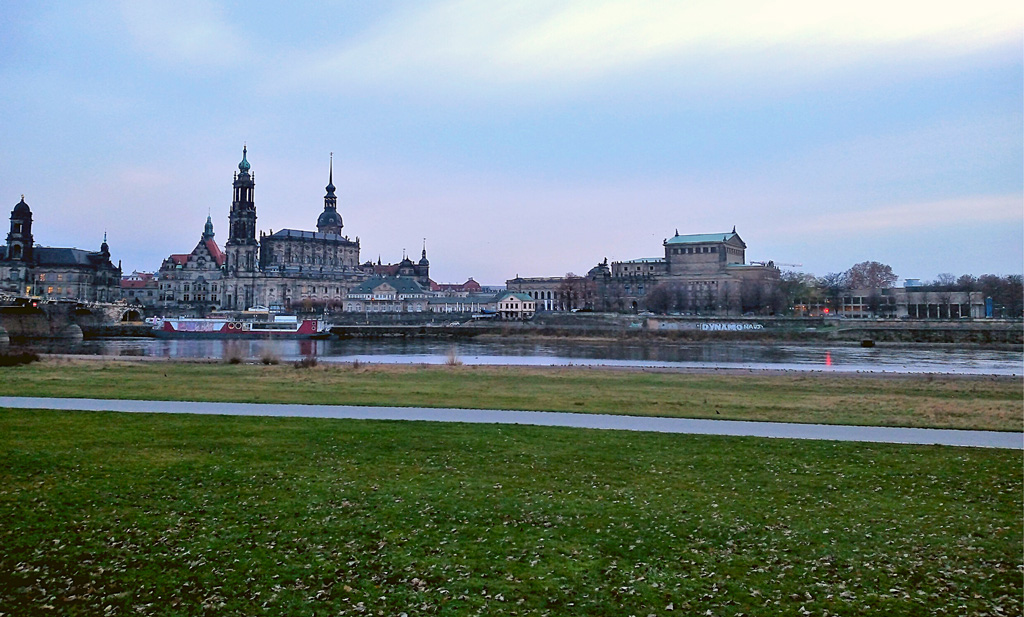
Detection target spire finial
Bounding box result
[238,143,250,172]
[732,225,736,234]
[103,230,107,243]
[20,194,25,201]
[675,228,679,236]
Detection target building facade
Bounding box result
[343,276,431,313]
[157,215,226,313]
[0,196,121,302]
[605,229,781,314]
[496,292,536,320]
[158,148,428,314]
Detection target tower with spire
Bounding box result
[225,145,258,269]
[224,145,259,308]
[203,213,215,240]
[316,153,344,235]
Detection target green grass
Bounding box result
[0,409,1020,616]
[1,359,1021,430]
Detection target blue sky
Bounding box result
[1,1,1021,284]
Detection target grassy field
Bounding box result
[0,409,1020,616]
[0,359,1021,430]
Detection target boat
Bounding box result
[152,309,330,339]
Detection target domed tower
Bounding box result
[6,195,34,261]
[225,145,258,274]
[203,213,215,240]
[397,252,416,277]
[415,242,430,287]
[316,153,344,235]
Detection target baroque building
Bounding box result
[507,228,781,315]
[156,215,226,311]
[159,147,429,313]
[0,196,121,302]
[603,229,781,314]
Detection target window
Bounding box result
[57,274,63,281]
[38,273,46,281]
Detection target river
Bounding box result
[21,337,1024,376]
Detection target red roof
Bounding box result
[204,239,225,266]
[169,254,188,266]
[433,278,482,292]
[121,278,154,289]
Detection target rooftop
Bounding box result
[665,232,739,245]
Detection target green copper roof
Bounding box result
[665,232,736,244]
[238,145,250,172]
[499,292,534,302]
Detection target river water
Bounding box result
[28,337,1024,376]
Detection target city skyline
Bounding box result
[1,1,1021,284]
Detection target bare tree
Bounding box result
[817,272,847,315]
[644,284,674,314]
[557,273,597,311]
[845,261,897,289]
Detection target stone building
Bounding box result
[496,292,536,320]
[0,196,121,302]
[343,276,431,313]
[504,276,566,311]
[508,228,781,315]
[605,229,781,314]
[121,271,159,308]
[156,215,226,313]
[158,148,428,314]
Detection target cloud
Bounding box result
[767,194,1022,236]
[119,0,248,69]
[274,0,1022,96]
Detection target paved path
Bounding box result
[1,396,1020,450]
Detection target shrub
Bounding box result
[294,356,318,369]
[445,346,462,366]
[222,341,246,365]
[0,352,40,367]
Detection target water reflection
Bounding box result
[18,337,1023,375]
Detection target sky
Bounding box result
[1,1,1021,285]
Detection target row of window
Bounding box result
[671,246,717,255]
[38,273,77,282]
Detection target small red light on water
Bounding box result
[825,351,832,366]
[823,308,829,314]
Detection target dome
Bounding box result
[418,255,429,266]
[238,145,250,173]
[317,209,343,229]
[13,196,30,215]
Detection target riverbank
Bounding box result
[3,359,1021,431]
[326,316,1023,345]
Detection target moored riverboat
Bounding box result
[152,310,330,339]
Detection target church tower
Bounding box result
[6,195,34,262]
[226,145,258,270]
[316,153,344,235]
[225,145,259,309]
